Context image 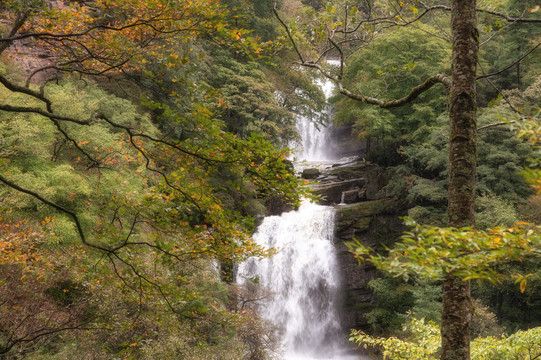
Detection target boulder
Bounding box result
[328,162,368,180]
[301,168,321,179]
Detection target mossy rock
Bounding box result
[302,168,321,179]
[337,198,398,218]
[245,198,266,217]
[311,179,365,205]
[328,163,367,180]
[335,198,401,235]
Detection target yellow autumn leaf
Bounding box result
[520,279,527,293]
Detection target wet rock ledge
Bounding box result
[303,159,407,330]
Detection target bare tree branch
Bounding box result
[273,5,304,64]
[477,42,541,80]
[477,121,512,131]
[274,7,451,109]
[417,3,541,23]
[0,174,110,253]
[0,75,52,107]
[0,103,91,125]
[0,12,28,55]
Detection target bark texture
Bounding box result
[441,276,472,360]
[448,0,478,228]
[441,1,478,359]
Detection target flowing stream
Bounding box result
[237,73,364,359]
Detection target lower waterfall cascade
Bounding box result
[237,202,362,359]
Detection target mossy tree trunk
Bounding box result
[441,1,478,359]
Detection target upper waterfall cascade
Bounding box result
[294,78,336,162]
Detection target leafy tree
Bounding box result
[274,1,541,359]
[207,51,298,144]
[351,317,541,360]
[333,25,450,143]
[395,106,534,227]
[364,277,442,334]
[0,0,309,357]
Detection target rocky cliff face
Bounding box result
[306,160,406,330]
[2,0,64,83]
[335,199,407,329]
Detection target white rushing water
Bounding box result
[294,78,336,162]
[237,202,361,360]
[237,62,365,359]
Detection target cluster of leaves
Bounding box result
[363,278,442,334]
[349,218,541,288]
[0,216,47,270]
[395,105,534,227]
[351,317,541,360]
[3,0,271,79]
[206,51,299,144]
[0,216,88,357]
[0,69,301,357]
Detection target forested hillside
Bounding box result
[0,0,320,358]
[0,0,540,359]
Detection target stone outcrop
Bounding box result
[1,1,66,83]
[301,168,321,179]
[308,160,392,205]
[334,199,407,329]
[306,159,406,330]
[312,178,365,204]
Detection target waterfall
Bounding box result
[238,202,349,359]
[294,78,336,162]
[237,64,364,359]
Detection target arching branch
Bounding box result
[274,8,451,108]
[477,42,541,80]
[273,5,304,64]
[338,73,451,108]
[417,3,541,23]
[0,174,107,252]
[477,121,511,132]
[0,103,92,125]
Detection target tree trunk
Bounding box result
[441,1,478,359]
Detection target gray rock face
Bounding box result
[341,188,361,204]
[307,159,406,330]
[2,0,64,83]
[334,200,406,329]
